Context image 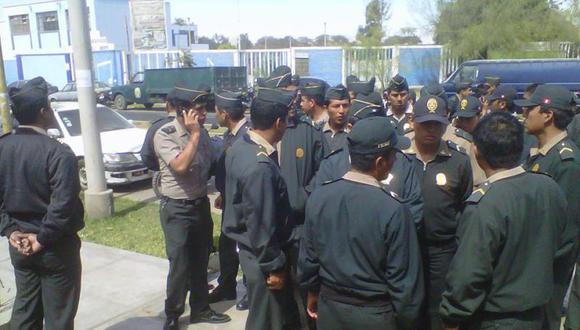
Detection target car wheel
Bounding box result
[78,158,88,190]
[152,171,162,199]
[144,103,154,109]
[114,94,127,110]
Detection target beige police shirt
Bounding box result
[153,118,213,200]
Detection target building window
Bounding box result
[37,11,59,32]
[9,14,30,36]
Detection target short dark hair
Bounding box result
[9,89,48,125]
[217,105,245,121]
[473,112,523,169]
[540,107,574,130]
[350,149,394,173]
[250,99,288,130]
[304,94,325,107]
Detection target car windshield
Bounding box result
[58,106,134,137]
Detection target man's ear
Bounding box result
[542,109,554,126]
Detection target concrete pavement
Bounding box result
[0,238,248,329]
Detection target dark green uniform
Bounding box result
[524,132,580,330]
[404,140,473,330]
[440,167,568,329]
[322,123,348,152]
[223,131,299,330]
[566,117,580,330]
[299,172,424,330]
[568,113,580,147]
[387,112,412,136]
[314,147,424,229]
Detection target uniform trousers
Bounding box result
[160,197,212,320]
[543,249,577,330]
[216,210,240,294]
[238,248,300,330]
[564,259,580,330]
[9,234,81,330]
[466,306,544,330]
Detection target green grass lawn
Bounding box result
[79,197,222,258]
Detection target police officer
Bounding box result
[0,77,84,329]
[447,81,472,119]
[223,87,300,330]
[515,85,579,330]
[154,85,230,329]
[263,65,293,89]
[386,74,413,135]
[480,76,501,113]
[448,96,486,187]
[322,85,350,151]
[346,75,375,100]
[300,83,328,126]
[299,116,424,330]
[208,90,251,309]
[487,85,517,114]
[440,112,569,330]
[314,92,423,230]
[568,112,580,147]
[404,95,473,330]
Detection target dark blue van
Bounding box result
[442,59,580,98]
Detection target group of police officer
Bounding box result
[0,66,578,330]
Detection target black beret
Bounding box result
[215,90,243,110]
[421,82,448,108]
[263,66,292,88]
[9,76,49,112]
[300,84,326,99]
[350,92,384,119]
[325,84,350,102]
[348,116,399,155]
[387,74,409,93]
[173,83,211,104]
[256,87,295,108]
[348,77,376,95]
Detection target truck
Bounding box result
[108,67,247,110]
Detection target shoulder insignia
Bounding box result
[557,142,576,161]
[466,182,491,203]
[447,140,466,154]
[161,125,176,134]
[381,188,402,202]
[256,145,272,163]
[324,147,343,159]
[322,178,341,185]
[454,128,473,142]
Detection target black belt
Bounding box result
[479,306,543,320]
[320,284,392,307]
[163,196,208,206]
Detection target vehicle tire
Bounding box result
[78,158,88,190]
[144,103,154,109]
[114,94,127,110]
[152,171,162,199]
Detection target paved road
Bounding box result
[118,109,218,125]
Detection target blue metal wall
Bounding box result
[3,60,19,84]
[398,47,441,86]
[190,52,234,67]
[302,49,343,86]
[93,50,124,86]
[18,54,70,89]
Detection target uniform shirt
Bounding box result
[153,118,215,200]
[0,127,84,246]
[322,122,348,152]
[567,113,580,148]
[299,171,424,327]
[223,130,293,273]
[314,147,423,229]
[279,115,328,226]
[525,131,579,258]
[387,105,413,135]
[446,127,486,187]
[404,140,473,242]
[214,117,250,195]
[440,167,567,324]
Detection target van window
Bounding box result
[454,66,478,84]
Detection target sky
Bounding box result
[169,0,435,44]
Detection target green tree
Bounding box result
[356,0,391,46]
[384,27,422,45]
[434,0,579,59]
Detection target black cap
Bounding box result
[514,85,575,112]
[455,96,481,118]
[263,66,292,88]
[346,75,359,86]
[486,85,516,105]
[348,77,375,95]
[421,82,449,108]
[215,90,243,110]
[348,116,399,155]
[413,96,449,125]
[350,92,384,119]
[325,84,350,102]
[455,81,472,91]
[291,74,300,86]
[255,87,295,107]
[387,74,409,93]
[300,83,326,99]
[484,76,501,86]
[9,76,49,114]
[173,83,210,104]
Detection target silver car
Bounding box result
[49,82,111,103]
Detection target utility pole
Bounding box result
[68,0,113,219]
[0,38,12,134]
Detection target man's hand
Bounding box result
[22,234,43,256]
[306,290,319,320]
[9,231,31,255]
[266,271,286,290]
[184,110,201,135]
[214,195,223,210]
